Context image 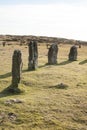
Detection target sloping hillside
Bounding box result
[0,35,87,45]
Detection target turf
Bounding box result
[0,43,87,130]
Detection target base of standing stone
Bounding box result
[28,62,38,70]
[4,85,22,94]
[69,56,77,61]
[69,59,77,61]
[47,62,58,65]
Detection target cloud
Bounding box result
[0,4,87,41]
[1,0,87,6]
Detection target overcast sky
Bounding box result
[0,0,87,41]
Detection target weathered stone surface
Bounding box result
[48,43,58,64]
[5,99,23,105]
[12,50,22,88]
[69,45,77,61]
[8,112,17,121]
[28,40,38,70]
[0,112,17,124]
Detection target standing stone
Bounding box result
[68,45,77,61]
[12,50,22,88]
[79,43,81,48]
[28,40,38,70]
[48,43,58,64]
[2,41,6,47]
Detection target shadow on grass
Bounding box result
[39,61,73,67]
[22,64,49,70]
[0,67,38,80]
[22,68,37,72]
[49,83,69,89]
[79,59,87,65]
[0,68,37,79]
[22,69,29,73]
[0,72,11,79]
[39,64,49,68]
[57,60,73,65]
[0,60,74,80]
[0,85,23,98]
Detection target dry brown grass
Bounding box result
[0,43,87,130]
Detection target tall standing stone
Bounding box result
[12,50,22,88]
[28,40,38,70]
[68,45,77,61]
[48,43,58,64]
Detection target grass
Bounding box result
[0,43,87,130]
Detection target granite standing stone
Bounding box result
[48,43,58,64]
[12,50,22,88]
[69,45,77,61]
[2,42,6,47]
[28,40,38,70]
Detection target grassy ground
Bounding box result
[0,43,87,130]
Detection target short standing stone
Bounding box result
[28,40,38,70]
[48,43,58,64]
[2,42,6,47]
[12,50,22,88]
[79,43,81,48]
[69,45,77,61]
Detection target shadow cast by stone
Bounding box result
[0,60,73,80]
[0,67,37,80]
[58,60,73,65]
[0,85,23,98]
[22,69,29,73]
[49,83,69,89]
[0,72,11,79]
[79,59,87,65]
[39,63,49,68]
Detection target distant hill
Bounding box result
[0,34,87,45]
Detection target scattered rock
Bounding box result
[8,112,17,121]
[0,111,17,124]
[0,112,6,124]
[5,99,23,105]
[57,83,69,89]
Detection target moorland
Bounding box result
[0,36,87,130]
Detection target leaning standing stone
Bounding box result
[12,50,22,88]
[28,40,38,70]
[48,43,58,64]
[68,45,77,61]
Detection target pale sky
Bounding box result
[0,0,87,41]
